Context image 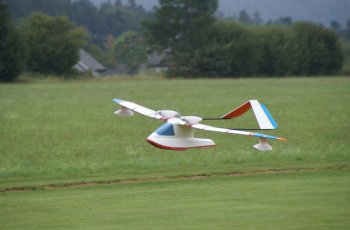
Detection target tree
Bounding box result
[113,31,147,74]
[144,0,218,76]
[292,22,344,75]
[0,0,25,82]
[193,21,297,77]
[158,19,343,77]
[3,0,71,20]
[330,20,341,36]
[197,21,261,77]
[258,26,298,76]
[114,0,122,7]
[127,0,137,10]
[238,10,252,24]
[4,0,151,50]
[330,20,341,31]
[252,11,263,25]
[345,19,350,40]
[275,17,293,26]
[20,13,87,75]
[95,1,149,42]
[69,0,100,39]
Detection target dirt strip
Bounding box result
[1,166,346,193]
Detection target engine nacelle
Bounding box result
[157,110,180,119]
[114,107,134,116]
[253,137,272,151]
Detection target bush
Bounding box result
[0,1,25,82]
[292,22,344,75]
[176,21,344,77]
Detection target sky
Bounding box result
[91,0,350,26]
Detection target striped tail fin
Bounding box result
[221,100,278,130]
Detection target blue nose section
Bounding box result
[155,123,175,136]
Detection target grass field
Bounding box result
[1,171,349,230]
[0,76,349,229]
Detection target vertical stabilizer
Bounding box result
[250,100,278,130]
[218,100,278,130]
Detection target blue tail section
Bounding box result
[260,103,278,129]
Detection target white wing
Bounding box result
[113,98,164,120]
[190,123,287,141]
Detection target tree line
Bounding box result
[0,1,88,81]
[4,0,150,45]
[1,0,150,81]
[0,0,347,82]
[145,0,344,77]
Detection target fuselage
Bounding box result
[146,122,215,150]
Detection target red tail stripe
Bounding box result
[222,101,252,119]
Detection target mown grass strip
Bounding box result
[2,165,347,193]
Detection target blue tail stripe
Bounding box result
[253,133,277,140]
[260,103,278,129]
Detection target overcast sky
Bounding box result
[90,0,350,26]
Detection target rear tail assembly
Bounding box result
[204,100,280,150]
[218,100,278,130]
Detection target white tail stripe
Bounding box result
[250,100,275,130]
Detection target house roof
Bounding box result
[78,49,106,72]
[147,49,171,67]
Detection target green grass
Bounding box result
[1,76,350,229]
[0,171,349,229]
[0,77,349,188]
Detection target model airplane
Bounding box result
[113,98,287,151]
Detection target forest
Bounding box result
[1,0,349,81]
